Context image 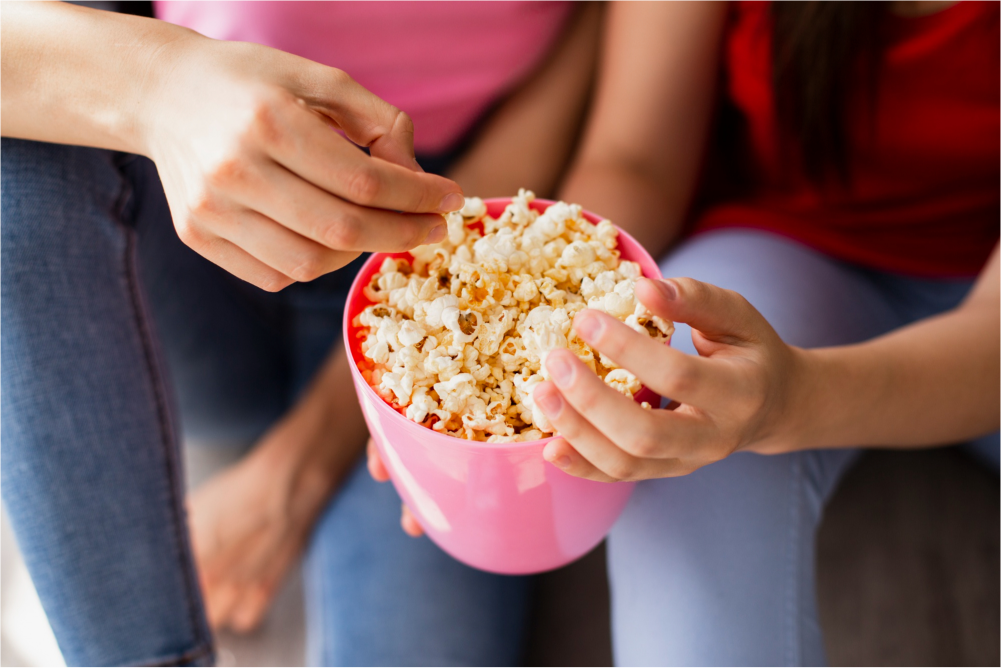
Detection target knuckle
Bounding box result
[666,360,698,396]
[735,293,760,320]
[673,276,700,297]
[327,67,354,89]
[249,92,292,148]
[670,463,699,478]
[344,166,382,205]
[206,156,249,190]
[174,218,202,247]
[603,334,628,362]
[289,253,325,282]
[569,382,600,413]
[605,460,635,482]
[259,273,294,293]
[189,190,225,221]
[626,428,661,459]
[324,214,362,250]
[396,218,427,251]
[393,109,415,138]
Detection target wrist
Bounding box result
[130,23,204,157]
[783,346,839,452]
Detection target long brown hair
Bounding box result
[771,2,886,184]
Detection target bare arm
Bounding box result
[2,2,461,291]
[1,1,177,152]
[533,246,1000,482]
[795,244,1000,450]
[559,2,727,256]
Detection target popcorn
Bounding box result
[353,190,674,442]
[604,369,642,397]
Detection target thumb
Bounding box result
[635,277,764,344]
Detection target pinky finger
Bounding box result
[542,439,620,483]
[401,504,424,537]
[189,234,295,293]
[367,439,390,482]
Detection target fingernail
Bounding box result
[553,455,571,469]
[574,312,604,342]
[546,354,574,388]
[438,192,464,213]
[535,389,563,416]
[654,279,678,301]
[425,223,446,244]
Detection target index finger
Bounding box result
[573,309,730,408]
[262,95,464,214]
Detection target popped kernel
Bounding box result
[353,190,674,442]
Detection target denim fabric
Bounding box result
[2,139,215,666]
[304,463,531,666]
[3,136,996,666]
[1,137,532,666]
[608,229,998,666]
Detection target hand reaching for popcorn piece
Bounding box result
[364,273,794,535]
[534,276,804,481]
[372,243,999,517]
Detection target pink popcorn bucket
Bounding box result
[344,198,665,574]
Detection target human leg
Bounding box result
[304,461,533,667]
[1,139,214,666]
[607,230,913,666]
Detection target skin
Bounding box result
[891,1,958,17]
[1,2,465,292]
[372,0,999,534]
[1,1,461,630]
[2,2,602,631]
[187,2,602,629]
[186,350,368,631]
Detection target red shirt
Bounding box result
[697,1,1000,277]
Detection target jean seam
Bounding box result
[115,169,214,662]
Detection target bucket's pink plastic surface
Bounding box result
[343,198,665,574]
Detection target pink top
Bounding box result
[154,1,574,154]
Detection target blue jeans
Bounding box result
[1,138,530,666]
[609,230,998,666]
[304,228,997,666]
[3,137,997,666]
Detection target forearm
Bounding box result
[793,252,1001,450]
[558,2,727,258]
[446,2,600,199]
[0,2,193,153]
[559,158,683,257]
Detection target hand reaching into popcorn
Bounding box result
[364,273,802,536]
[533,276,802,481]
[370,250,1000,528]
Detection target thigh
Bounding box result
[609,229,909,666]
[304,461,533,667]
[1,139,213,666]
[609,448,857,666]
